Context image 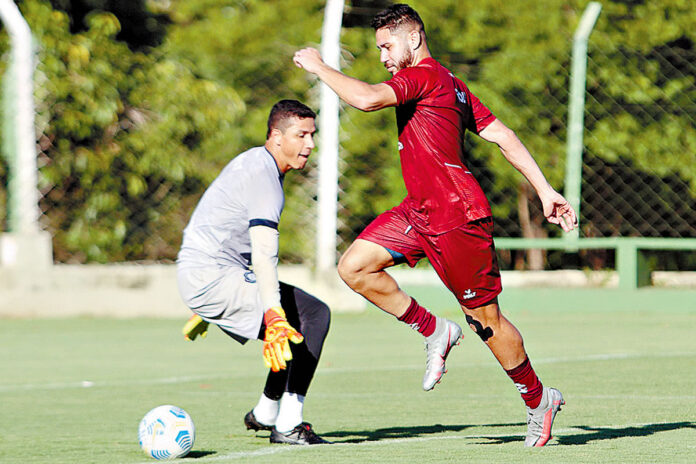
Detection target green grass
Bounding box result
[1,303,695,463]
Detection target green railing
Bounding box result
[494,237,696,290]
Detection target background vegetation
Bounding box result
[1,0,694,268]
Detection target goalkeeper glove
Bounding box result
[263,306,304,372]
[182,314,209,341]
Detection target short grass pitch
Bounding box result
[1,303,695,463]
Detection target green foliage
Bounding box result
[22,0,244,262]
[1,0,694,264]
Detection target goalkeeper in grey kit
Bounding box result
[176,100,331,445]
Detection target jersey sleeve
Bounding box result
[464,86,496,134]
[245,168,283,229]
[384,66,435,105]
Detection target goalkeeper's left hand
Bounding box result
[182,314,209,341]
[263,307,304,372]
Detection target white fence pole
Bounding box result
[315,0,345,273]
[0,0,40,233]
[0,0,52,268]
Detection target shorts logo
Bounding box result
[398,142,404,151]
[462,289,477,300]
[514,382,528,394]
[244,271,257,283]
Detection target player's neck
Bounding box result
[264,141,288,174]
[412,47,432,67]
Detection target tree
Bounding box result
[18,0,245,262]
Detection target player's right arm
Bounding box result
[293,47,397,112]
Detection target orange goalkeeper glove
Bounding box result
[182,314,209,341]
[262,306,304,372]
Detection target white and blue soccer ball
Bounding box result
[138,405,195,460]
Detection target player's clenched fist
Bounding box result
[293,47,325,74]
[262,306,304,372]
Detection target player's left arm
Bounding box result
[478,119,578,232]
[293,47,397,112]
[249,225,282,308]
[249,225,304,372]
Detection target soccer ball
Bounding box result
[138,405,195,460]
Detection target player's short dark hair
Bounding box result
[370,3,425,35]
[266,99,316,138]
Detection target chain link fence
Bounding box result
[335,8,696,271]
[2,1,694,270]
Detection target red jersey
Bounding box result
[383,57,496,234]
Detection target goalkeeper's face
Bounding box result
[273,116,316,173]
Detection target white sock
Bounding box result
[252,393,279,426]
[274,392,305,433]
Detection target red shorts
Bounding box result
[357,204,502,308]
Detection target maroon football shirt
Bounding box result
[383,57,495,235]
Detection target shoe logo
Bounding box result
[514,382,528,394]
[462,289,477,300]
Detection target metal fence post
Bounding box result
[0,0,52,268]
[564,2,602,241]
[315,0,345,273]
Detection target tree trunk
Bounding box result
[517,182,547,270]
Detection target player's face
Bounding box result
[375,27,413,75]
[277,117,316,172]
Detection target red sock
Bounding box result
[505,357,543,409]
[397,298,436,337]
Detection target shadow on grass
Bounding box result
[473,421,696,446]
[322,421,696,445]
[558,421,696,445]
[323,422,525,444]
[186,450,216,458]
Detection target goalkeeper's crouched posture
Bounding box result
[176,100,331,445]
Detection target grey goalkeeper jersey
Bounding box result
[177,146,284,269]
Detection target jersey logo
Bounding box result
[455,88,467,104]
[244,271,257,283]
[462,289,477,300]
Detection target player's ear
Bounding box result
[409,29,422,50]
[268,127,283,145]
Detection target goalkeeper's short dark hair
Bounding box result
[371,3,425,35]
[267,100,316,138]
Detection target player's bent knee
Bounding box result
[314,300,331,337]
[465,314,494,342]
[337,253,365,287]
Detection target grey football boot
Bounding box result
[422,318,463,391]
[525,386,565,447]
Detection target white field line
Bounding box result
[133,421,694,463]
[2,351,695,393]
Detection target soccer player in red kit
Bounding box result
[294,3,578,447]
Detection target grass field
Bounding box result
[1,302,695,463]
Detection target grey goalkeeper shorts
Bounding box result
[177,265,264,341]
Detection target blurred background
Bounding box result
[1,0,695,273]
